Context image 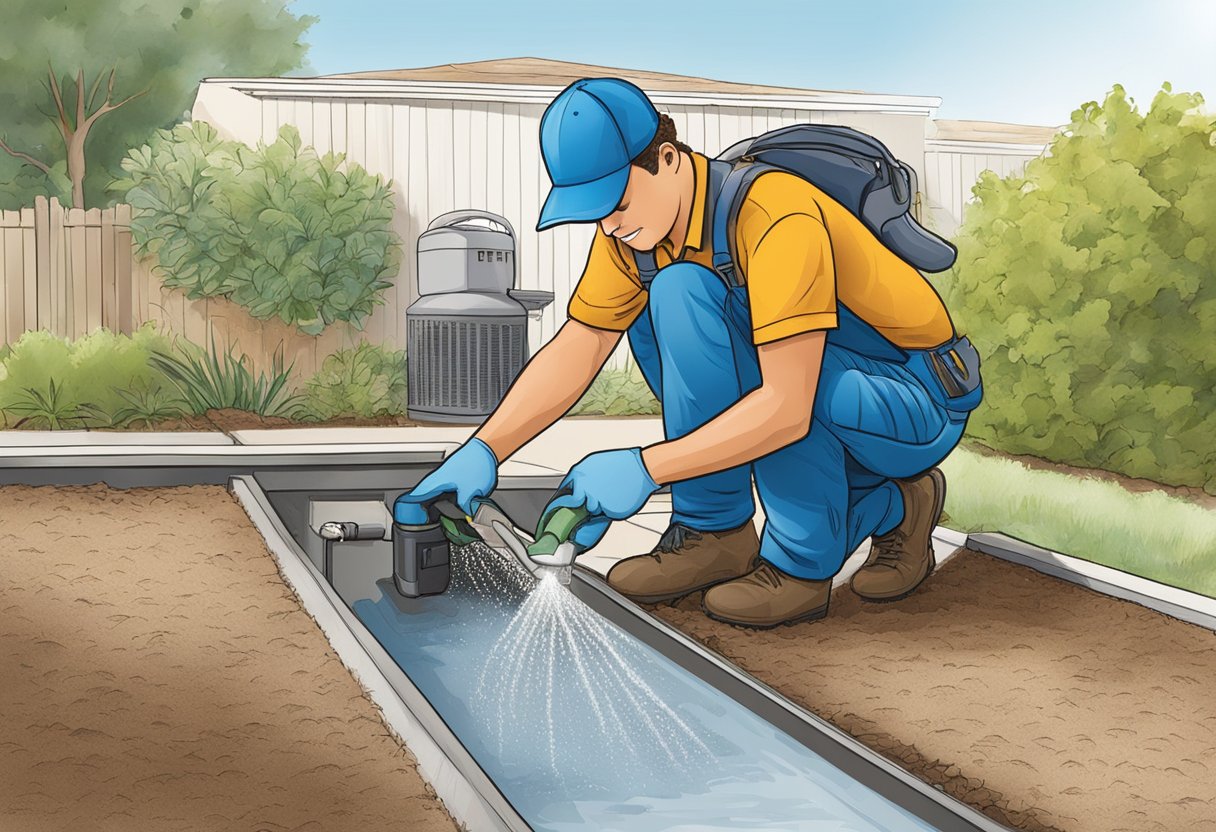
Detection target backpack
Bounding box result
[631,123,957,287]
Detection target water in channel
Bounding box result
[344,542,941,832]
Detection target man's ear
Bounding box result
[659,142,681,171]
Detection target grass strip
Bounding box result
[940,445,1216,598]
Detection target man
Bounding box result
[397,77,981,628]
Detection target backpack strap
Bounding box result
[710,161,776,288]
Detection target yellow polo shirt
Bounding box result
[566,150,956,349]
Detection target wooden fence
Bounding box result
[0,195,369,379]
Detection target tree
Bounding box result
[0,1,316,210]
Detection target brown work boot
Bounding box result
[702,562,832,629]
[605,520,760,604]
[849,467,946,602]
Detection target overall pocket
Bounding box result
[904,338,984,423]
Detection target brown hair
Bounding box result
[630,113,693,174]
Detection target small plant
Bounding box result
[302,343,407,421]
[7,380,95,429]
[150,337,304,418]
[108,385,188,428]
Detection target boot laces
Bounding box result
[655,522,702,553]
[871,528,909,567]
[751,562,784,589]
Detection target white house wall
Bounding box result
[924,141,1048,238]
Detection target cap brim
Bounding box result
[536,164,631,231]
[879,215,958,273]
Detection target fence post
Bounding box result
[20,206,35,333]
[101,207,116,331]
[114,204,133,333]
[34,195,51,331]
[49,196,66,336]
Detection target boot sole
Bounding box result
[855,467,947,604]
[701,600,830,630]
[614,573,748,606]
[609,555,764,606]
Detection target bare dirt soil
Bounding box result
[0,484,457,832]
[654,548,1216,832]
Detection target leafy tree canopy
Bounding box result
[0,0,315,209]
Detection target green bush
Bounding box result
[112,121,400,335]
[0,326,177,427]
[570,362,661,416]
[302,343,407,421]
[935,83,1216,492]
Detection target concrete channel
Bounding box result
[7,444,1211,830]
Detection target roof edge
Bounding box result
[199,77,943,115]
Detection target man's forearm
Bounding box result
[640,387,809,485]
[641,330,825,486]
[473,322,620,463]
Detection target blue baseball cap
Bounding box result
[536,78,660,232]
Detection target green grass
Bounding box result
[940,445,1216,598]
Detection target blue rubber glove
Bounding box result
[542,448,661,552]
[394,437,499,521]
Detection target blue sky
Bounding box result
[288,0,1214,127]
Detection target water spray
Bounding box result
[391,495,586,599]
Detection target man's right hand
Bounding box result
[394,437,500,521]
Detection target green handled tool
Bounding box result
[434,497,589,586]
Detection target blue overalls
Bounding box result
[625,259,982,581]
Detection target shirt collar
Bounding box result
[658,150,708,258]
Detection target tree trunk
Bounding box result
[68,131,87,209]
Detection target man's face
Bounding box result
[597,143,683,252]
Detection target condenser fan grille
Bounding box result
[408,317,526,414]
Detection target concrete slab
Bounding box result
[230,417,665,476]
[229,426,474,446]
[0,430,233,447]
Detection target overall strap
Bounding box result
[632,157,739,288]
[633,249,659,286]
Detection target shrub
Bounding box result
[934,83,1216,492]
[112,121,400,335]
[149,337,304,418]
[302,343,407,421]
[0,325,177,426]
[570,362,661,416]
